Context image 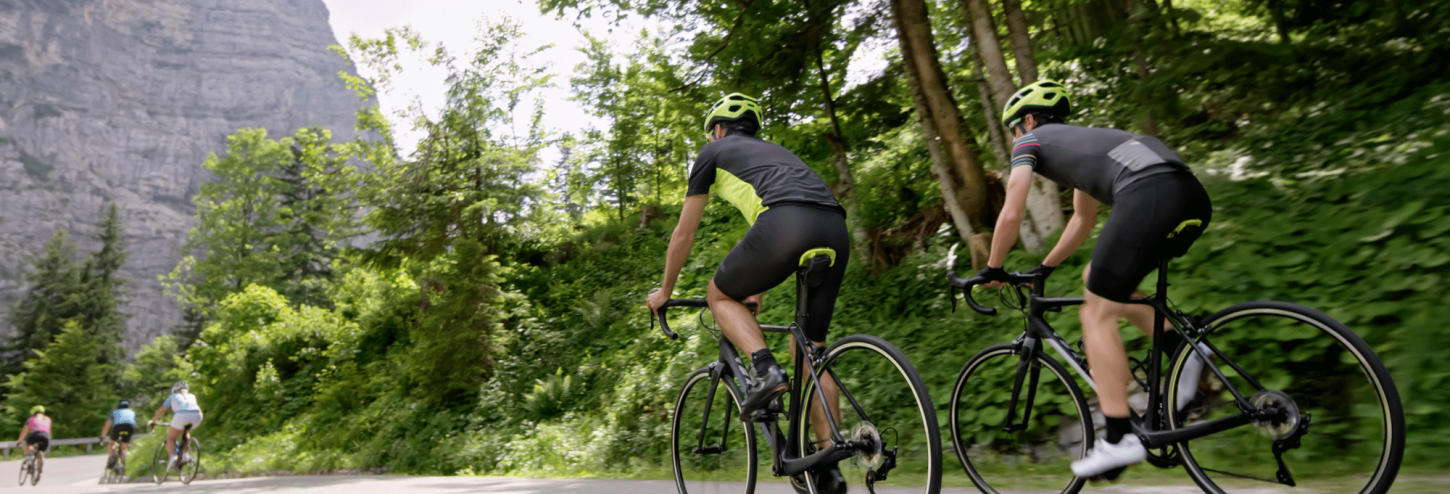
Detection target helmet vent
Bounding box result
[729,104,741,112]
[1043,92,1057,99]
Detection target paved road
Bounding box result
[0,453,1331,493]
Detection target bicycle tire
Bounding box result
[30,456,40,485]
[671,366,757,494]
[1167,300,1405,494]
[179,436,201,484]
[797,334,942,494]
[18,457,29,486]
[950,343,1092,494]
[152,440,170,484]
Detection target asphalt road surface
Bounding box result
[0,453,1333,493]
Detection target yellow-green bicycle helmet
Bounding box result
[703,93,763,132]
[29,405,45,415]
[1001,80,1072,129]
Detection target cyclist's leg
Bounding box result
[165,425,182,459]
[709,280,769,356]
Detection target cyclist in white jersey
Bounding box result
[148,381,203,464]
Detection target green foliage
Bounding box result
[5,320,120,438]
[164,127,358,331]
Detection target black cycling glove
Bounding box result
[1022,264,1056,281]
[977,265,1010,283]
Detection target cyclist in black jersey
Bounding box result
[978,81,1213,479]
[646,93,851,494]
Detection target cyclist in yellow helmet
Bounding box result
[16,405,52,474]
[981,80,1214,479]
[647,92,852,493]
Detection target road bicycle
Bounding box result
[149,421,201,485]
[656,248,942,494]
[16,447,41,486]
[99,439,128,484]
[944,259,1404,494]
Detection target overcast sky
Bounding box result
[320,0,640,152]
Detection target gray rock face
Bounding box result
[0,0,369,352]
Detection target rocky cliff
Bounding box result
[0,0,369,352]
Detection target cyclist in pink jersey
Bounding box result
[15,405,52,473]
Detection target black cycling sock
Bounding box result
[751,349,778,378]
[1105,415,1131,444]
[1157,328,1186,361]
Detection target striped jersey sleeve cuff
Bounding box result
[1010,156,1037,168]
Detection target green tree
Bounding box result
[73,203,130,366]
[2,231,82,382]
[346,20,555,403]
[5,320,118,438]
[165,127,359,321]
[120,334,182,410]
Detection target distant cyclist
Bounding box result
[100,400,136,468]
[15,405,51,474]
[148,381,203,466]
[981,80,1213,479]
[645,92,851,493]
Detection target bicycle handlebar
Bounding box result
[946,270,1040,316]
[648,291,757,340]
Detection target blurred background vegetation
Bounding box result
[3,0,1448,481]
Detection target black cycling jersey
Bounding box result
[688,134,845,224]
[1010,123,1188,206]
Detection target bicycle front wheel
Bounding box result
[1167,301,1405,494]
[151,441,170,484]
[671,366,758,494]
[798,334,941,494]
[950,343,1092,494]
[179,437,201,484]
[18,458,29,486]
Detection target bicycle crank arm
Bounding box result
[1272,413,1312,486]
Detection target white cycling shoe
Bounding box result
[1176,342,1212,411]
[1071,435,1147,478]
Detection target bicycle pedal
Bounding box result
[1087,465,1128,482]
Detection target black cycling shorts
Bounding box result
[1088,170,1211,302]
[110,423,135,443]
[713,203,850,342]
[25,431,50,452]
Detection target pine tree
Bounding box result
[2,231,82,381]
[73,203,129,366]
[4,320,118,438]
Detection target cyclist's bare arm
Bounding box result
[649,194,708,314]
[986,166,1036,276]
[1043,189,1099,267]
[151,405,169,425]
[15,424,29,447]
[101,420,112,438]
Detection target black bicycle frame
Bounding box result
[959,260,1270,450]
[657,255,863,479]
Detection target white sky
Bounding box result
[321,0,891,155]
[321,0,639,153]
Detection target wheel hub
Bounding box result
[1250,389,1301,440]
[850,422,884,470]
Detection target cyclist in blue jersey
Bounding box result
[980,81,1214,479]
[148,381,203,466]
[100,400,136,468]
[646,93,851,494]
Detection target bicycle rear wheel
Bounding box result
[950,343,1092,494]
[671,367,758,494]
[179,436,201,484]
[1167,301,1404,494]
[798,334,941,494]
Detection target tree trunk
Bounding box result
[1001,0,1038,84]
[812,44,871,260]
[1128,0,1159,136]
[964,11,1063,254]
[890,0,992,264]
[962,0,1017,106]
